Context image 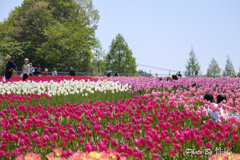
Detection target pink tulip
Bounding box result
[164,137,171,144]
[233,134,239,142]
[111,139,117,147]
[152,153,161,159]
[205,142,212,149]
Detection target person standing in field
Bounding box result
[115,69,119,77]
[107,72,111,78]
[22,58,30,81]
[68,67,75,76]
[52,68,58,76]
[29,63,35,76]
[177,71,182,77]
[195,71,199,77]
[5,55,16,80]
[35,64,41,76]
[42,69,48,76]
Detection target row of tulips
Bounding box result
[0,79,130,97]
[109,77,240,94]
[2,76,240,96]
[15,148,126,160]
[15,151,240,160]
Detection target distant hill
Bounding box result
[137,70,152,77]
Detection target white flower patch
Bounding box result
[0,79,129,96]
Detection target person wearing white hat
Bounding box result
[42,68,48,76]
[22,58,30,81]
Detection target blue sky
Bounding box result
[1,0,240,76]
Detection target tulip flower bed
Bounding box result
[0,79,131,99]
[16,149,126,160]
[0,77,240,160]
[0,76,105,83]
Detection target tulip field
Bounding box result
[0,76,240,160]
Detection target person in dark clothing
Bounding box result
[34,64,41,76]
[115,69,119,77]
[177,71,182,77]
[107,72,111,78]
[5,55,16,80]
[68,67,75,76]
[172,75,178,80]
[192,83,197,87]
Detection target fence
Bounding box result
[15,71,138,77]
[15,71,171,77]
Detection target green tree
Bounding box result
[184,46,201,77]
[105,34,137,74]
[0,20,25,62]
[137,70,152,77]
[92,40,106,74]
[37,21,96,71]
[0,0,99,71]
[8,1,58,68]
[0,60,7,76]
[222,55,235,77]
[206,57,221,78]
[0,36,25,60]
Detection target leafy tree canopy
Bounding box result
[184,46,201,77]
[105,34,137,74]
[222,55,235,77]
[0,0,99,72]
[207,57,221,78]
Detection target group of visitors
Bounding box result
[106,69,119,78]
[203,92,239,123]
[155,70,240,82]
[4,55,76,81]
[21,60,57,80]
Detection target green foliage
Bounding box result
[105,34,137,73]
[137,70,152,77]
[222,55,235,77]
[0,0,99,72]
[206,57,221,78]
[0,60,7,76]
[92,40,106,74]
[0,36,25,61]
[184,46,201,77]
